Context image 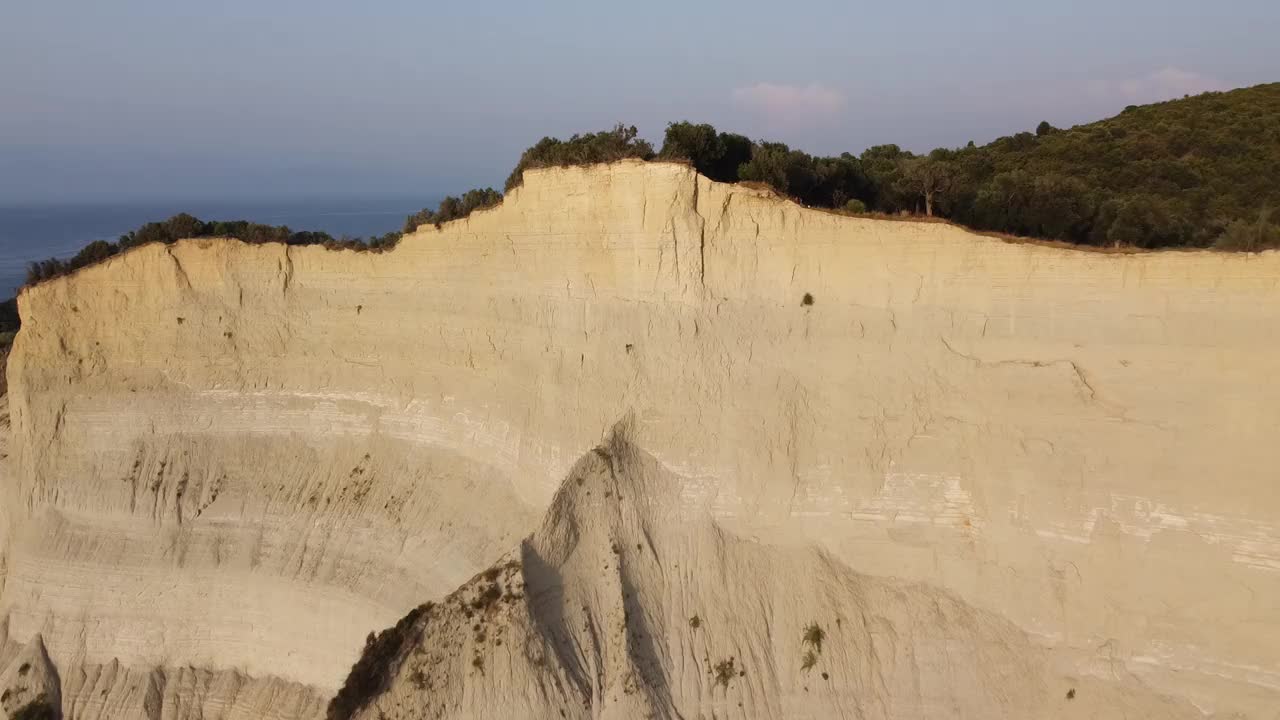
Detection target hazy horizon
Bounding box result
[4,0,1278,204]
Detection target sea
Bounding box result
[0,196,435,298]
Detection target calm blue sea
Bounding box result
[0,196,435,297]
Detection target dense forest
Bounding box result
[22,83,1280,290]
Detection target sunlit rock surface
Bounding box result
[3,161,1277,717]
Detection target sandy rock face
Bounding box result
[343,433,1202,720]
[2,161,1279,717]
[0,634,59,720]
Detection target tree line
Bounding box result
[23,214,402,285]
[656,83,1280,250]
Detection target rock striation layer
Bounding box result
[343,431,1204,719]
[2,161,1279,717]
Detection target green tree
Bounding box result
[738,142,820,202]
[813,154,870,209]
[860,144,914,213]
[1105,195,1193,248]
[896,156,956,216]
[659,122,721,170]
[657,122,753,184]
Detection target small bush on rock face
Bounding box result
[801,649,818,673]
[713,658,737,688]
[802,622,825,652]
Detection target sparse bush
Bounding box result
[471,582,502,610]
[801,649,818,673]
[688,615,701,629]
[713,658,737,688]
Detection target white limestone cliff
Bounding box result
[2,161,1278,717]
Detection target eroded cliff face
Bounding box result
[2,161,1279,717]
[344,433,1207,720]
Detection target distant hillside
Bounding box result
[939,82,1280,248]
[659,83,1280,250]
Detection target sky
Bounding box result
[2,0,1278,204]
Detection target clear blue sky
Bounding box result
[3,0,1277,203]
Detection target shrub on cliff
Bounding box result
[658,121,752,183]
[402,187,503,233]
[117,213,203,249]
[25,238,122,284]
[504,123,655,191]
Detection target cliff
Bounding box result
[2,161,1278,717]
